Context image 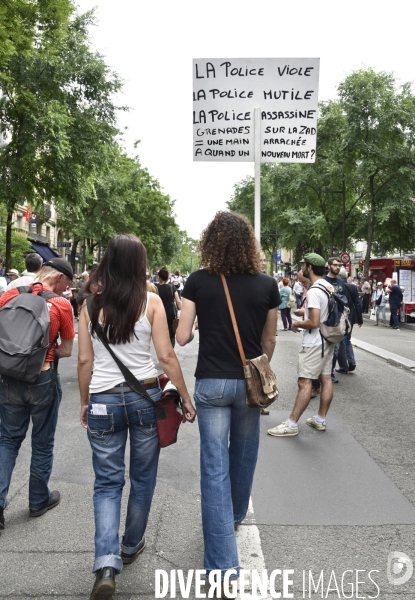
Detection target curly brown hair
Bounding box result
[197,211,259,276]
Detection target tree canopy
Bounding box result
[0,2,183,269]
[228,69,415,276]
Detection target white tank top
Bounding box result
[89,293,157,393]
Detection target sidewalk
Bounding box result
[354,310,415,372]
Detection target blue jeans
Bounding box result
[194,378,260,580]
[376,305,386,322]
[390,305,399,327]
[87,383,161,573]
[331,342,341,373]
[338,335,355,370]
[295,293,303,309]
[0,368,62,510]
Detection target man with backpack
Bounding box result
[324,258,361,377]
[268,253,338,437]
[0,258,75,530]
[335,267,363,373]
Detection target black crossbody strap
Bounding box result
[170,284,178,318]
[86,295,166,420]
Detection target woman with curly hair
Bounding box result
[177,211,280,590]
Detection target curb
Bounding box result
[351,338,415,374]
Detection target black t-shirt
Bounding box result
[388,285,403,308]
[182,269,281,379]
[155,283,176,323]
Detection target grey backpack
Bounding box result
[0,285,58,383]
[310,282,351,356]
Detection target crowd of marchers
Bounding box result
[0,213,406,600]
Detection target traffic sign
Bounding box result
[340,251,350,264]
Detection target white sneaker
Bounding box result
[267,420,298,437]
[306,416,326,431]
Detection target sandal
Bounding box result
[261,408,270,415]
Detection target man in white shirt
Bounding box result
[7,253,43,289]
[268,253,335,437]
[293,278,304,308]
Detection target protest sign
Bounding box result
[193,58,320,163]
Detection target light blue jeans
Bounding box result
[194,378,260,580]
[0,368,62,510]
[87,383,161,573]
[376,305,386,322]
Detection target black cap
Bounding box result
[43,258,73,280]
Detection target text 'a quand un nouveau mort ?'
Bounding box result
[193,59,319,162]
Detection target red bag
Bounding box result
[156,384,183,448]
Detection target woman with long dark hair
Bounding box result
[155,267,181,347]
[177,212,280,591]
[78,234,196,600]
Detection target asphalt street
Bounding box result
[1,317,414,599]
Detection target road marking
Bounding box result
[235,498,269,599]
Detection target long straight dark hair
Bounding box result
[89,234,148,344]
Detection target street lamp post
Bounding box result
[341,172,346,253]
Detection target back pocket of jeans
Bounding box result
[88,413,114,444]
[136,407,157,437]
[195,379,226,400]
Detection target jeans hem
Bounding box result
[93,554,123,574]
[29,491,51,511]
[120,534,144,555]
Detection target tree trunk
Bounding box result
[329,234,335,257]
[5,209,14,271]
[364,175,376,278]
[70,239,79,271]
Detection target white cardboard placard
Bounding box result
[399,269,412,302]
[193,58,320,162]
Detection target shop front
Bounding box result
[366,258,415,321]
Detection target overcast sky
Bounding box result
[76,0,414,240]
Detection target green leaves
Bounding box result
[228,68,415,269]
[1,3,176,269]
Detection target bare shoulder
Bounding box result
[147,292,162,316]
